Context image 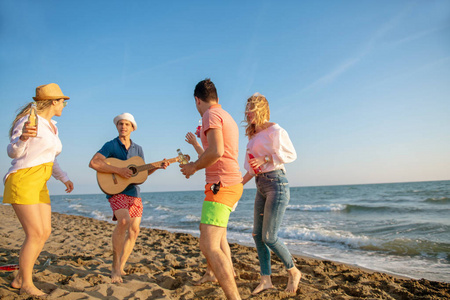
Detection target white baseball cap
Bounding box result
[113,113,137,130]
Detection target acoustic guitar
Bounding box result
[97,154,190,195]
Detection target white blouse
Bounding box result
[244,124,297,175]
[4,115,69,184]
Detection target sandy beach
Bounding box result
[0,205,448,299]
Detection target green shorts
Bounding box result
[200,182,243,227]
[201,201,233,227]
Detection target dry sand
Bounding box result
[0,205,448,299]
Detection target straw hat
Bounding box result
[113,113,137,130]
[33,83,70,101]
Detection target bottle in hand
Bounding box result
[247,149,261,174]
[28,102,38,136]
[195,119,202,138]
[177,149,189,165]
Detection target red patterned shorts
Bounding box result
[108,194,143,221]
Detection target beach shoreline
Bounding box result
[0,205,449,299]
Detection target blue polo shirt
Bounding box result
[98,137,145,199]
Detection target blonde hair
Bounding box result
[244,93,270,139]
[9,100,54,137]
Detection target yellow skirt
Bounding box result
[3,163,53,205]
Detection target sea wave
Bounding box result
[68,203,83,209]
[287,204,346,212]
[344,204,422,213]
[68,203,90,214]
[361,238,450,259]
[287,204,423,213]
[279,226,450,260]
[278,227,370,248]
[90,210,110,222]
[142,215,154,222]
[424,197,450,204]
[228,222,252,233]
[154,205,171,212]
[180,215,200,223]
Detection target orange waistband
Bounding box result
[204,182,243,208]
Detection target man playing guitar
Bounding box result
[89,113,170,283]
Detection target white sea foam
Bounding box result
[143,215,154,222]
[68,203,89,213]
[287,204,347,212]
[279,226,370,248]
[90,210,109,222]
[68,204,83,209]
[180,215,200,223]
[227,221,252,232]
[154,205,171,212]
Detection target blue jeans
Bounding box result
[253,169,294,276]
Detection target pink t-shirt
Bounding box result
[201,104,242,186]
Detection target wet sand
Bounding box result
[0,205,448,299]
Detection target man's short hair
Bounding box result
[194,78,218,103]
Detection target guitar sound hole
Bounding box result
[129,166,138,176]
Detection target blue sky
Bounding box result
[1,0,449,195]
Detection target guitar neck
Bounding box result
[135,157,180,173]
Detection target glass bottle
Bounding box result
[28,102,38,137]
[177,149,189,164]
[28,102,38,127]
[195,119,202,138]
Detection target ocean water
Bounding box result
[25,180,450,282]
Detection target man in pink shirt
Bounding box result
[181,79,243,300]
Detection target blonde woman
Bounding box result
[242,93,301,295]
[3,83,74,296]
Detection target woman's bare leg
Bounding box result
[11,203,51,296]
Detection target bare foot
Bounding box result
[193,272,218,286]
[11,275,22,289]
[285,267,301,293]
[121,269,127,276]
[20,285,47,297]
[252,275,274,295]
[111,269,123,283]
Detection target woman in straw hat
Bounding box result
[3,83,74,296]
[242,93,302,295]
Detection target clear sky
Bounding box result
[1,0,449,195]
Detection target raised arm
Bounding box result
[7,119,36,159]
[180,128,223,178]
[185,132,204,156]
